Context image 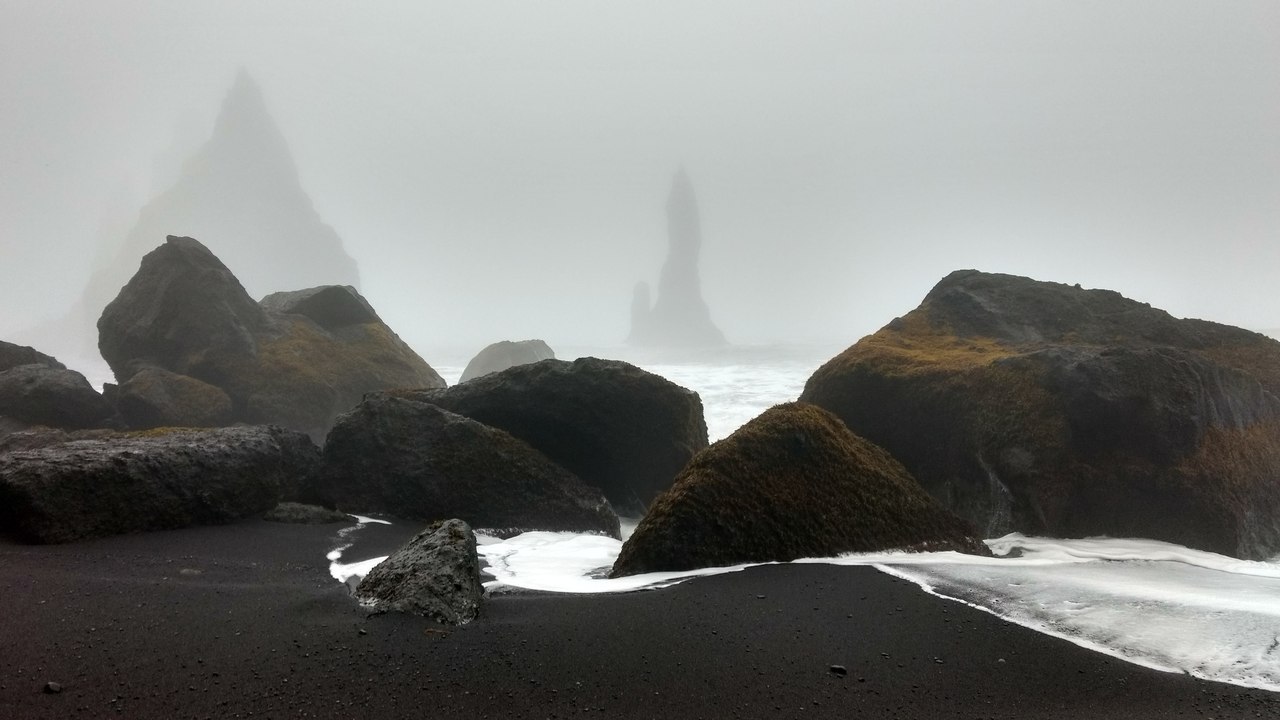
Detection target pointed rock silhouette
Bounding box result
[56,71,360,358]
[628,169,726,347]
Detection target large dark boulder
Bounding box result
[0,341,65,372]
[459,339,555,383]
[401,358,708,514]
[0,364,113,430]
[98,236,445,440]
[801,270,1280,559]
[0,425,319,543]
[611,403,987,577]
[314,394,619,537]
[354,519,483,625]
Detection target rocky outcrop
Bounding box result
[314,394,619,537]
[263,502,351,524]
[98,236,445,441]
[354,519,483,625]
[0,341,64,372]
[459,339,555,383]
[610,403,987,577]
[801,270,1280,560]
[0,341,112,432]
[108,366,234,429]
[0,425,319,543]
[57,71,360,360]
[627,170,726,347]
[401,358,708,514]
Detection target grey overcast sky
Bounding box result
[2,1,1277,356]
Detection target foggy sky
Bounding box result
[2,1,1277,359]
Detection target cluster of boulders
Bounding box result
[800,270,1280,560]
[97,236,445,441]
[0,237,713,553]
[11,242,1280,622]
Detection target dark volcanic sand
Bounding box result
[1,520,1276,719]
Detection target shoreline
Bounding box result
[2,519,1276,719]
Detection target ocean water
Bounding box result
[329,344,1280,695]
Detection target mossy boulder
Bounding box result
[400,358,708,515]
[98,236,445,440]
[109,366,233,428]
[801,269,1280,560]
[610,403,987,577]
[459,339,555,383]
[0,425,319,543]
[313,394,620,537]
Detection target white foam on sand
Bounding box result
[326,514,393,584]
[873,534,1280,693]
[478,531,1280,693]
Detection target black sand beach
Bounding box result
[2,519,1275,719]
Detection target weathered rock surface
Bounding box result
[611,403,987,577]
[0,341,64,372]
[402,358,708,514]
[354,519,483,624]
[259,285,379,330]
[628,169,726,347]
[98,236,445,440]
[109,366,234,429]
[0,364,113,430]
[314,394,619,537]
[0,425,319,543]
[263,502,351,524]
[459,339,555,383]
[801,269,1280,559]
[0,341,112,433]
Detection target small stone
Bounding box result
[828,665,847,677]
[43,682,62,694]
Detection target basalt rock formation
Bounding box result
[401,358,708,515]
[355,519,484,625]
[0,425,319,543]
[801,270,1280,560]
[98,236,444,441]
[314,394,620,537]
[628,170,726,347]
[0,341,113,433]
[610,403,988,577]
[459,339,555,383]
[68,72,359,352]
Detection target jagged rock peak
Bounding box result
[628,169,726,347]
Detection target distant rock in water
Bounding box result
[47,70,360,359]
[314,393,620,537]
[801,269,1280,560]
[610,403,987,577]
[0,425,318,543]
[459,339,555,383]
[627,170,726,347]
[401,358,708,515]
[98,236,444,441]
[355,519,483,625]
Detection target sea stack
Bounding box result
[628,170,726,347]
[52,70,361,358]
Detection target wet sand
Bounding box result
[1,519,1276,719]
